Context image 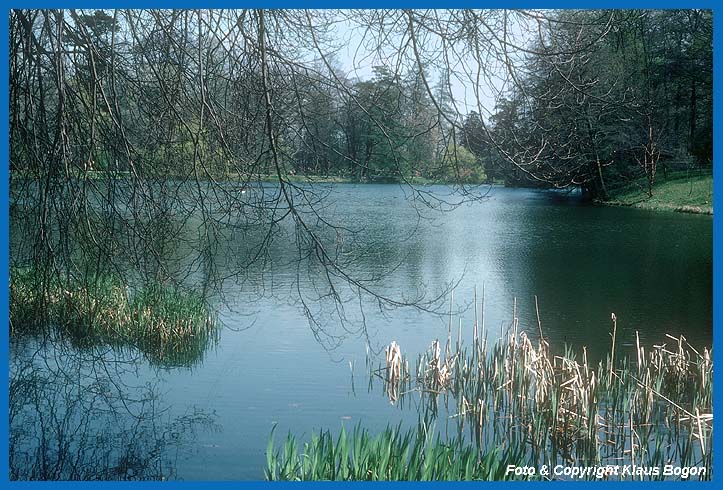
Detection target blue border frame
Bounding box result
[2,4,8,487]
[1,2,719,487]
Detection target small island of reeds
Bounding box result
[10,266,218,367]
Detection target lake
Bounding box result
[9,183,712,480]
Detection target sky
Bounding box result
[328,11,516,119]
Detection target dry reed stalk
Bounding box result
[610,313,617,380]
[477,397,484,437]
[696,407,706,457]
[457,318,462,354]
[480,284,486,358]
[385,340,402,384]
[473,286,479,360]
[512,298,518,347]
[428,340,451,388]
[534,295,544,344]
[629,398,636,479]
[447,292,453,360]
[385,341,403,402]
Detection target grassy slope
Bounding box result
[601,174,713,215]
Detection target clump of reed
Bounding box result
[370,294,712,480]
[265,422,529,481]
[10,267,129,337]
[384,341,405,402]
[10,266,218,367]
[127,282,217,365]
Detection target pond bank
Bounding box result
[596,174,713,215]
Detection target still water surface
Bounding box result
[11,184,712,479]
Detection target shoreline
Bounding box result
[594,173,713,216]
[594,199,713,215]
[10,171,713,215]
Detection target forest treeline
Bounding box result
[10,9,711,196]
[478,9,712,197]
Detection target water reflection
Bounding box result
[9,336,218,480]
[491,202,713,361]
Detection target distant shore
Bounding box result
[10,169,712,215]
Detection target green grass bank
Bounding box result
[600,173,712,214]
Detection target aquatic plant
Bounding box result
[9,266,218,367]
[264,291,711,481]
[368,296,713,480]
[265,422,528,481]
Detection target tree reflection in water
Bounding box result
[9,334,218,480]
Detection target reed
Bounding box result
[9,266,218,367]
[368,296,713,480]
[265,422,529,481]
